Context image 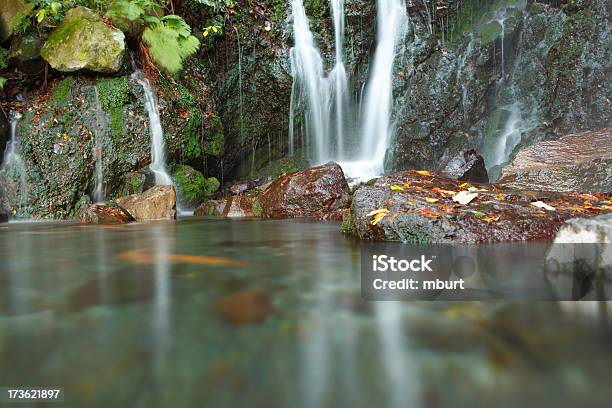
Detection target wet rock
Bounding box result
[439,149,489,184]
[0,109,7,162]
[77,204,133,224]
[116,185,177,221]
[10,31,46,77]
[215,290,273,325]
[498,129,612,193]
[40,7,126,74]
[195,199,227,217]
[222,195,255,218]
[0,208,8,223]
[346,170,612,243]
[553,214,612,244]
[0,0,31,43]
[259,162,350,219]
[172,164,219,208]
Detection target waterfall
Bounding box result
[353,0,408,179]
[234,27,245,144]
[92,86,106,204]
[289,0,407,181]
[1,111,28,211]
[457,33,475,120]
[132,70,174,186]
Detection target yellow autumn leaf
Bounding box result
[390,185,404,192]
[496,194,506,201]
[459,182,469,189]
[425,197,439,203]
[366,208,390,217]
[407,200,417,206]
[415,170,432,176]
[483,215,501,223]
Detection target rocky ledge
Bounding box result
[499,128,612,193]
[345,170,612,243]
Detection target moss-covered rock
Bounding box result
[0,0,31,43]
[172,164,219,208]
[40,6,125,74]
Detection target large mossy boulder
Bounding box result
[172,165,220,208]
[0,0,31,43]
[41,7,125,74]
[346,170,612,243]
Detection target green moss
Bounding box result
[51,76,74,106]
[341,210,356,236]
[204,114,224,156]
[173,164,219,207]
[252,196,263,218]
[97,76,129,142]
[478,21,503,45]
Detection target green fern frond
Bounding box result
[142,16,200,75]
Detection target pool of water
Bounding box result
[1,218,611,407]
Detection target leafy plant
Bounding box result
[190,0,235,13]
[10,0,73,35]
[106,0,200,74]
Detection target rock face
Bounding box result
[346,170,612,243]
[77,204,133,224]
[116,186,177,221]
[10,31,47,77]
[215,290,273,325]
[498,129,612,193]
[0,0,31,43]
[0,208,8,223]
[439,149,489,183]
[40,7,125,74]
[259,163,350,219]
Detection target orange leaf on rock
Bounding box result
[418,207,441,219]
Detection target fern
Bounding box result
[0,77,6,90]
[142,15,200,75]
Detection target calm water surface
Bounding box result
[0,218,611,407]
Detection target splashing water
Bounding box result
[92,86,106,204]
[132,70,174,186]
[289,0,408,182]
[1,111,28,211]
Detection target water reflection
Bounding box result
[0,220,611,407]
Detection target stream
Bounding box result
[1,218,611,407]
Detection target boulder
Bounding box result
[222,195,256,218]
[40,7,125,74]
[439,149,489,184]
[259,162,350,219]
[172,164,219,208]
[346,170,612,243]
[0,0,32,43]
[546,214,612,300]
[10,31,46,77]
[195,199,227,217]
[215,290,273,325]
[499,129,612,193]
[116,185,177,221]
[77,204,133,224]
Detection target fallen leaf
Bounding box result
[418,207,441,218]
[459,182,469,189]
[414,170,432,176]
[407,200,417,206]
[391,185,405,192]
[467,186,480,192]
[453,190,479,205]
[368,209,391,226]
[367,208,391,217]
[425,197,439,203]
[471,210,485,218]
[496,194,506,201]
[531,201,556,211]
[483,215,501,223]
[576,194,599,202]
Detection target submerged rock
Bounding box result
[116,185,177,221]
[215,290,273,325]
[259,162,350,219]
[40,7,125,74]
[553,214,612,244]
[439,149,489,184]
[77,204,133,224]
[346,170,612,243]
[499,128,612,193]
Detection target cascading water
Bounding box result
[92,86,106,204]
[349,0,408,180]
[1,111,28,211]
[289,0,407,181]
[132,70,174,186]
